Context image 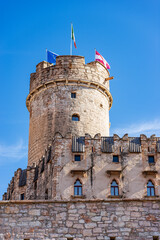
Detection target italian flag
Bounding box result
[71,24,77,48]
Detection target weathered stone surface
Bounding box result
[0,200,160,239]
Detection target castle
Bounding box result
[0,56,160,240]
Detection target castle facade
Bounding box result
[0,56,160,240]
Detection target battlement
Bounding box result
[27,56,111,110]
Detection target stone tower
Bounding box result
[26,56,112,166]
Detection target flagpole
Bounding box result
[70,23,72,55]
[95,48,96,60]
[46,48,47,62]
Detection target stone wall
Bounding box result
[0,199,160,240]
[3,133,160,201]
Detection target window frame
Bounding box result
[71,92,76,98]
[147,180,155,197]
[74,154,81,161]
[74,179,82,196]
[72,114,80,121]
[148,155,155,164]
[111,180,119,196]
[113,155,119,163]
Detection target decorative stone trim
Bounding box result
[26,78,113,111]
[142,170,158,177]
[106,170,122,176]
[70,169,87,177]
[0,198,160,205]
[108,195,123,198]
[71,195,86,199]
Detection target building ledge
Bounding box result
[70,169,87,176]
[71,195,86,199]
[142,170,158,177]
[106,170,122,176]
[108,195,123,199]
[1,198,160,205]
[144,195,159,199]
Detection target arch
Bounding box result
[74,179,82,196]
[147,180,155,196]
[111,179,119,196]
[72,114,80,121]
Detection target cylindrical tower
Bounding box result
[26,56,112,166]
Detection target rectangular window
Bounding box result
[71,92,76,98]
[110,237,116,240]
[20,193,24,200]
[113,155,119,163]
[74,155,81,161]
[67,238,73,240]
[148,156,155,164]
[153,237,159,240]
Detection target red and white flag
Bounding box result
[95,50,110,69]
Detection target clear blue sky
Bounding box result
[0,0,160,199]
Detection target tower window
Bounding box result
[45,189,48,200]
[147,180,155,196]
[72,114,79,121]
[74,179,82,196]
[113,155,119,163]
[74,155,81,161]
[20,193,24,200]
[71,92,76,98]
[148,156,155,164]
[111,180,119,196]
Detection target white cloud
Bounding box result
[0,139,27,164]
[111,119,160,137]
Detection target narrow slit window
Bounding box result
[45,189,48,200]
[20,193,24,200]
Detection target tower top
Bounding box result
[27,55,112,111]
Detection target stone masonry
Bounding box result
[27,56,112,166]
[0,199,160,240]
[3,133,160,201]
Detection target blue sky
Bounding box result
[0,0,160,199]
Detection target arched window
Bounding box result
[147,180,155,196]
[72,114,79,121]
[74,179,82,196]
[111,180,119,196]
